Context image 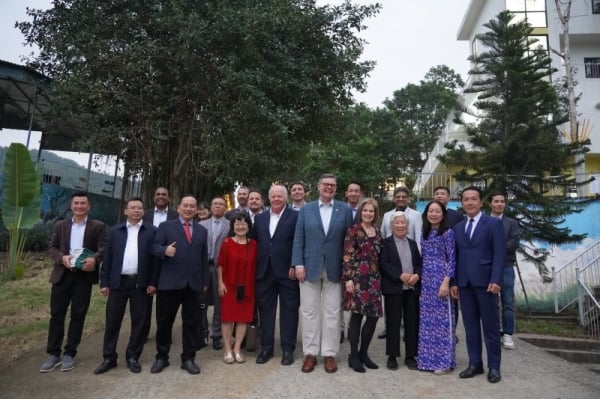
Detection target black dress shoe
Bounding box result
[404,357,418,370]
[150,358,169,374]
[126,358,142,373]
[181,360,200,375]
[94,359,117,375]
[377,330,386,339]
[459,365,484,379]
[256,350,273,364]
[348,353,365,373]
[212,337,223,350]
[386,356,398,370]
[281,352,294,366]
[487,368,501,383]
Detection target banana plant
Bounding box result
[1,143,41,282]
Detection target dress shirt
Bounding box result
[152,207,169,227]
[318,200,333,236]
[121,222,141,275]
[70,217,87,255]
[269,207,284,237]
[393,235,413,289]
[179,218,193,235]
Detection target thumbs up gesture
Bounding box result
[165,241,177,257]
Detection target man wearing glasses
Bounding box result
[292,174,353,373]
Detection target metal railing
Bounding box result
[552,240,600,313]
[576,266,600,338]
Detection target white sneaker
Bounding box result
[502,334,515,349]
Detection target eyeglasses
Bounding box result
[320,183,336,188]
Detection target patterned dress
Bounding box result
[342,223,383,317]
[417,228,457,371]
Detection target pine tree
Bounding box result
[439,10,590,280]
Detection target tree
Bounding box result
[17,0,380,203]
[439,11,590,280]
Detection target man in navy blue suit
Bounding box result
[150,195,209,375]
[95,197,156,374]
[451,186,505,383]
[254,184,299,366]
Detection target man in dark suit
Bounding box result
[199,196,230,350]
[451,186,505,383]
[254,184,299,365]
[94,197,157,374]
[433,186,464,227]
[151,195,209,375]
[292,173,353,374]
[40,191,107,373]
[141,186,177,342]
[489,192,520,350]
[380,211,422,371]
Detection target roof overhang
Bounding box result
[457,0,486,41]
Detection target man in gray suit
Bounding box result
[292,173,353,374]
[199,196,230,351]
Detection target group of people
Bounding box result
[38,174,519,385]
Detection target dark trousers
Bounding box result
[46,271,92,357]
[141,295,153,341]
[102,277,147,361]
[155,285,203,362]
[256,270,300,354]
[200,263,221,339]
[459,285,501,369]
[384,290,418,358]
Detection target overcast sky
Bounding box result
[0,0,472,151]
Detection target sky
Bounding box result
[0,0,472,155]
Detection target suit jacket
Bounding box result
[380,207,423,250]
[446,208,464,227]
[48,218,107,285]
[152,218,209,291]
[254,206,298,280]
[452,214,505,288]
[500,215,520,265]
[100,221,157,289]
[291,200,353,282]
[142,207,178,225]
[200,216,230,262]
[380,235,422,295]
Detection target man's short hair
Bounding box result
[461,186,483,200]
[433,186,450,195]
[71,191,90,200]
[393,186,409,196]
[125,196,144,207]
[488,192,506,202]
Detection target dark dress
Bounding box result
[217,237,257,323]
[341,224,383,318]
[417,228,457,371]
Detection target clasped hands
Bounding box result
[400,272,419,287]
[62,255,96,272]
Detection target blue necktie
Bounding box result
[465,218,474,241]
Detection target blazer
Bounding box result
[452,214,505,288]
[446,208,464,227]
[500,215,520,265]
[379,235,422,295]
[100,221,157,289]
[142,207,178,225]
[200,216,231,262]
[291,200,353,282]
[48,218,107,285]
[380,206,423,250]
[254,206,298,280]
[152,218,209,291]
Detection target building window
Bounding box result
[593,0,600,14]
[506,0,547,27]
[584,58,600,78]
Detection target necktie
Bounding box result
[184,222,192,243]
[465,218,474,241]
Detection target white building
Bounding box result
[417,0,600,198]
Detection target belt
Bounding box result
[121,274,138,280]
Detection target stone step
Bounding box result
[546,348,600,364]
[519,333,600,351]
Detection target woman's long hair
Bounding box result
[422,200,449,240]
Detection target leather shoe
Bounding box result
[212,337,223,350]
[126,358,141,373]
[324,356,337,373]
[94,359,117,375]
[487,368,501,383]
[256,350,273,364]
[281,351,294,366]
[386,356,398,370]
[404,357,418,370]
[377,330,386,339]
[150,358,169,374]
[181,360,200,375]
[459,365,484,379]
[301,354,317,373]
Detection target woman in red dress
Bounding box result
[217,211,257,364]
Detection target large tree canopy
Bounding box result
[439,11,590,279]
[18,0,380,203]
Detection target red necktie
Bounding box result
[184,222,192,243]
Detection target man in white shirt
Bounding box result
[381,187,422,248]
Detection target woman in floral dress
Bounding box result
[417,200,457,374]
[342,198,383,373]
